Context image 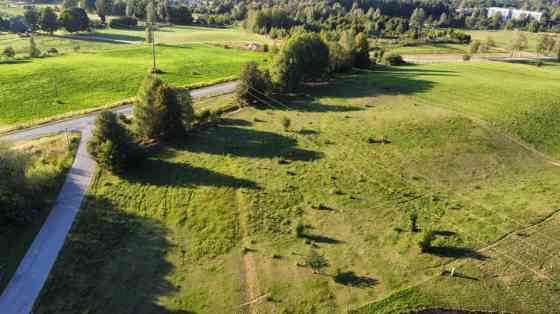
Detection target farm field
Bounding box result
[35,62,560,313]
[0,133,80,292]
[0,43,266,130]
[90,24,272,45]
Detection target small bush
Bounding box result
[305,249,329,274]
[418,230,435,253]
[294,222,306,238]
[281,116,291,131]
[409,209,418,232]
[2,46,15,59]
[109,16,138,29]
[383,53,405,66]
[235,61,272,106]
[462,54,471,61]
[46,47,59,55]
[87,111,143,174]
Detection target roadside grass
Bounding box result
[0,132,80,292]
[35,63,560,313]
[0,43,266,129]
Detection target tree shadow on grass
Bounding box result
[175,125,323,162]
[333,271,378,288]
[305,67,453,100]
[302,233,344,244]
[124,158,259,190]
[425,246,488,261]
[34,195,195,314]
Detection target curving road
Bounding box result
[0,81,237,314]
[2,81,238,142]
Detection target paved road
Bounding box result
[2,81,238,142]
[0,126,94,314]
[0,81,237,314]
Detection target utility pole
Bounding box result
[150,0,157,75]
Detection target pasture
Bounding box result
[467,30,548,53]
[0,43,266,130]
[35,61,560,313]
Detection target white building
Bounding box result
[487,7,543,21]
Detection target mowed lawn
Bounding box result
[366,61,560,159]
[0,44,266,128]
[35,64,560,313]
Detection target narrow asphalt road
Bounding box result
[0,81,237,314]
[2,81,238,142]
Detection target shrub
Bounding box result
[409,209,418,232]
[462,54,471,61]
[134,76,194,140]
[236,61,272,106]
[305,250,329,274]
[418,230,435,253]
[47,47,59,55]
[168,6,193,25]
[383,53,405,66]
[109,16,138,29]
[2,46,16,59]
[294,221,306,238]
[29,36,41,58]
[87,111,142,174]
[469,40,481,54]
[281,116,291,131]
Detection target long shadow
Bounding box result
[34,195,194,314]
[261,98,365,113]
[0,59,31,65]
[175,125,323,162]
[334,271,378,288]
[279,67,447,108]
[85,32,145,42]
[425,246,488,260]
[124,158,259,190]
[302,233,343,244]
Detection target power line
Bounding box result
[245,86,557,281]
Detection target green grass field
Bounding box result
[366,61,560,159]
[387,42,468,55]
[34,61,560,313]
[0,43,266,130]
[467,30,548,53]
[91,24,272,45]
[0,133,80,293]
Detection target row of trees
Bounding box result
[88,76,195,173]
[236,30,373,109]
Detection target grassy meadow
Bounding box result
[366,61,560,159]
[0,43,266,129]
[35,62,560,313]
[0,133,80,292]
[467,30,548,53]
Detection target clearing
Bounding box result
[34,61,560,313]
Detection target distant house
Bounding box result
[487,7,543,21]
